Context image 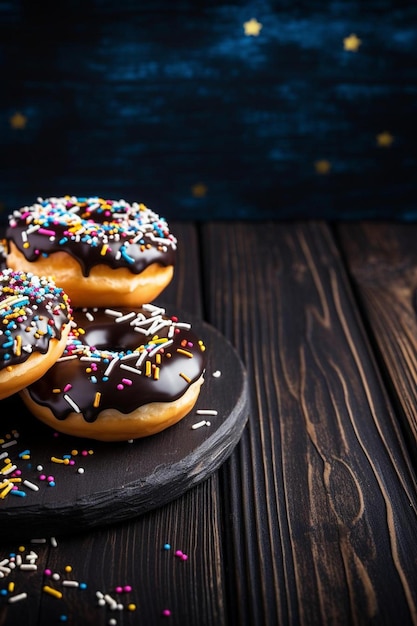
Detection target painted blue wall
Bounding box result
[1,1,416,221]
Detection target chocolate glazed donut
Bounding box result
[0,269,72,400]
[6,196,177,307]
[20,305,206,441]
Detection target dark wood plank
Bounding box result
[202,221,417,626]
[337,222,417,458]
[0,222,229,625]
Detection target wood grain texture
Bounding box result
[336,223,417,458]
[202,221,417,626]
[0,222,229,625]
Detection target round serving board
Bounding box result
[0,317,248,540]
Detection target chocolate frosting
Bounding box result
[26,305,206,423]
[6,196,177,277]
[0,269,72,370]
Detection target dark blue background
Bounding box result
[1,1,416,222]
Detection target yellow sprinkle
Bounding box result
[93,392,101,408]
[21,454,30,460]
[53,388,61,394]
[51,456,65,464]
[15,335,22,357]
[145,361,152,377]
[100,244,109,256]
[0,483,13,499]
[8,582,15,593]
[179,372,191,383]
[156,353,161,364]
[177,348,193,358]
[128,603,137,611]
[1,463,13,474]
[65,565,72,573]
[43,585,63,599]
[154,367,160,380]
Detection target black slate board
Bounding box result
[0,318,248,540]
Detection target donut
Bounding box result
[0,269,72,400]
[20,304,206,441]
[6,196,177,308]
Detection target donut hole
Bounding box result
[81,325,141,353]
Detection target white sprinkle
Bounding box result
[212,370,222,377]
[115,312,136,323]
[1,440,17,449]
[52,572,60,580]
[192,420,207,430]
[63,580,79,587]
[8,592,28,603]
[50,536,58,548]
[0,452,9,460]
[104,593,118,609]
[2,464,17,475]
[173,322,191,329]
[19,564,37,571]
[120,364,142,375]
[104,308,123,317]
[104,357,119,378]
[57,354,78,362]
[85,312,95,322]
[77,468,85,474]
[63,394,81,413]
[23,480,39,492]
[196,409,218,416]
[142,303,166,315]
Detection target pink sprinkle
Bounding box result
[115,586,123,593]
[162,609,171,617]
[44,569,52,576]
[117,384,124,390]
[81,450,88,457]
[181,554,188,561]
[121,378,132,386]
[175,550,183,558]
[47,475,54,482]
[38,228,56,237]
[39,474,46,481]
[123,585,132,593]
[64,384,72,392]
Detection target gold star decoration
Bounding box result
[314,160,332,175]
[343,33,362,52]
[191,183,208,198]
[376,131,394,147]
[243,18,262,36]
[9,112,28,129]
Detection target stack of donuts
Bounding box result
[1,196,206,441]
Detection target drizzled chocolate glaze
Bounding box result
[0,269,72,370]
[26,305,206,423]
[6,196,177,277]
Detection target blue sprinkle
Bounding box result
[10,490,27,497]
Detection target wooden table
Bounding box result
[1,221,417,625]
